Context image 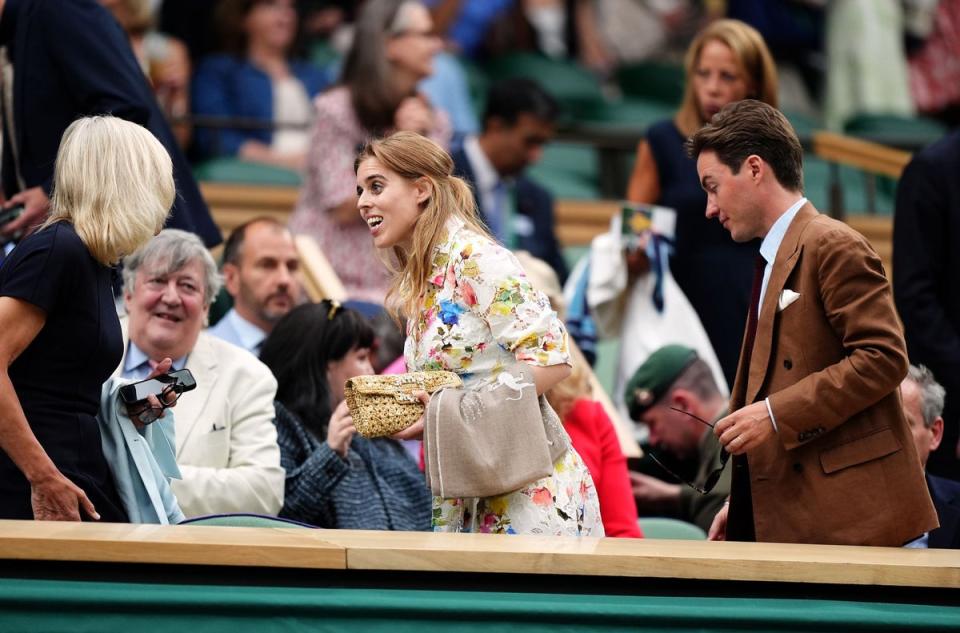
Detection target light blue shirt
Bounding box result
[758,197,807,310]
[757,197,806,434]
[98,378,184,524]
[122,341,187,381]
[207,308,267,355]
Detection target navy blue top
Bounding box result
[192,54,330,159]
[646,120,758,386]
[0,222,126,520]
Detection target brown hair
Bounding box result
[674,19,779,137]
[355,131,490,319]
[685,99,803,192]
[216,0,297,56]
[341,0,424,133]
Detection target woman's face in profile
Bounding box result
[356,156,426,250]
[693,39,752,122]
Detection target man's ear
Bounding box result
[669,389,693,413]
[222,262,241,297]
[931,417,945,451]
[746,154,764,182]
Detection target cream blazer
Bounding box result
[116,321,284,518]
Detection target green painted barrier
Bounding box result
[1,579,958,632]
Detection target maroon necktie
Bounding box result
[742,255,767,364]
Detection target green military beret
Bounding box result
[625,345,698,420]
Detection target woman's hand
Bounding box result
[394,96,434,135]
[392,390,429,441]
[327,399,357,458]
[708,502,729,541]
[31,471,99,521]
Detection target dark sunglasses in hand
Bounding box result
[645,407,730,495]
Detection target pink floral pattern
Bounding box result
[406,218,603,536]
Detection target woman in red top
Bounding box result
[547,357,642,538]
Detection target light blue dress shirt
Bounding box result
[122,341,187,381]
[206,308,267,355]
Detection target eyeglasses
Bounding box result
[128,384,184,425]
[390,28,438,40]
[645,407,730,495]
[327,299,341,321]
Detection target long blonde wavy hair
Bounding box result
[355,131,490,319]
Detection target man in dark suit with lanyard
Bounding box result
[451,78,568,283]
[0,0,220,249]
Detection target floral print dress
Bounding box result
[405,217,604,537]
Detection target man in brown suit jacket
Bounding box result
[686,100,938,546]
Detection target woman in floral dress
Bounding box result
[354,131,603,536]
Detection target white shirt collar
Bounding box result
[463,135,500,201]
[222,308,268,353]
[759,197,807,265]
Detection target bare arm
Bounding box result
[529,362,571,396]
[626,140,660,204]
[0,297,98,520]
[238,141,307,173]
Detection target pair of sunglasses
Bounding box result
[646,407,730,495]
[128,383,184,425]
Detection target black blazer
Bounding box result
[0,0,221,247]
[894,131,960,478]
[451,146,568,283]
[928,473,960,549]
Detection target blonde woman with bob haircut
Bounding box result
[0,115,173,522]
[356,131,603,536]
[624,18,779,389]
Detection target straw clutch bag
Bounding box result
[344,371,463,438]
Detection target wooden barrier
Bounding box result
[0,521,957,587]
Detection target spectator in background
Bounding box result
[902,365,960,549]
[208,218,304,355]
[100,0,193,148]
[894,129,960,480]
[118,230,285,518]
[427,0,515,58]
[625,19,778,388]
[625,345,731,535]
[0,116,173,522]
[823,0,914,131]
[260,301,432,530]
[0,0,220,249]
[451,78,568,283]
[192,0,329,171]
[289,0,448,303]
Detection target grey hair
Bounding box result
[122,229,222,306]
[907,364,946,428]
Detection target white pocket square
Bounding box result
[778,289,801,312]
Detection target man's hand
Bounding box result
[707,503,728,540]
[124,358,175,428]
[31,472,99,521]
[714,400,774,454]
[327,399,357,458]
[630,471,681,506]
[2,187,50,238]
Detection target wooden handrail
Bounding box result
[812,131,913,179]
[0,521,957,587]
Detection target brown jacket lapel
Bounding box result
[745,204,817,405]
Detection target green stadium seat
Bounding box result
[639,517,707,540]
[180,513,315,528]
[483,53,605,118]
[194,157,302,187]
[615,61,685,107]
[844,113,947,149]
